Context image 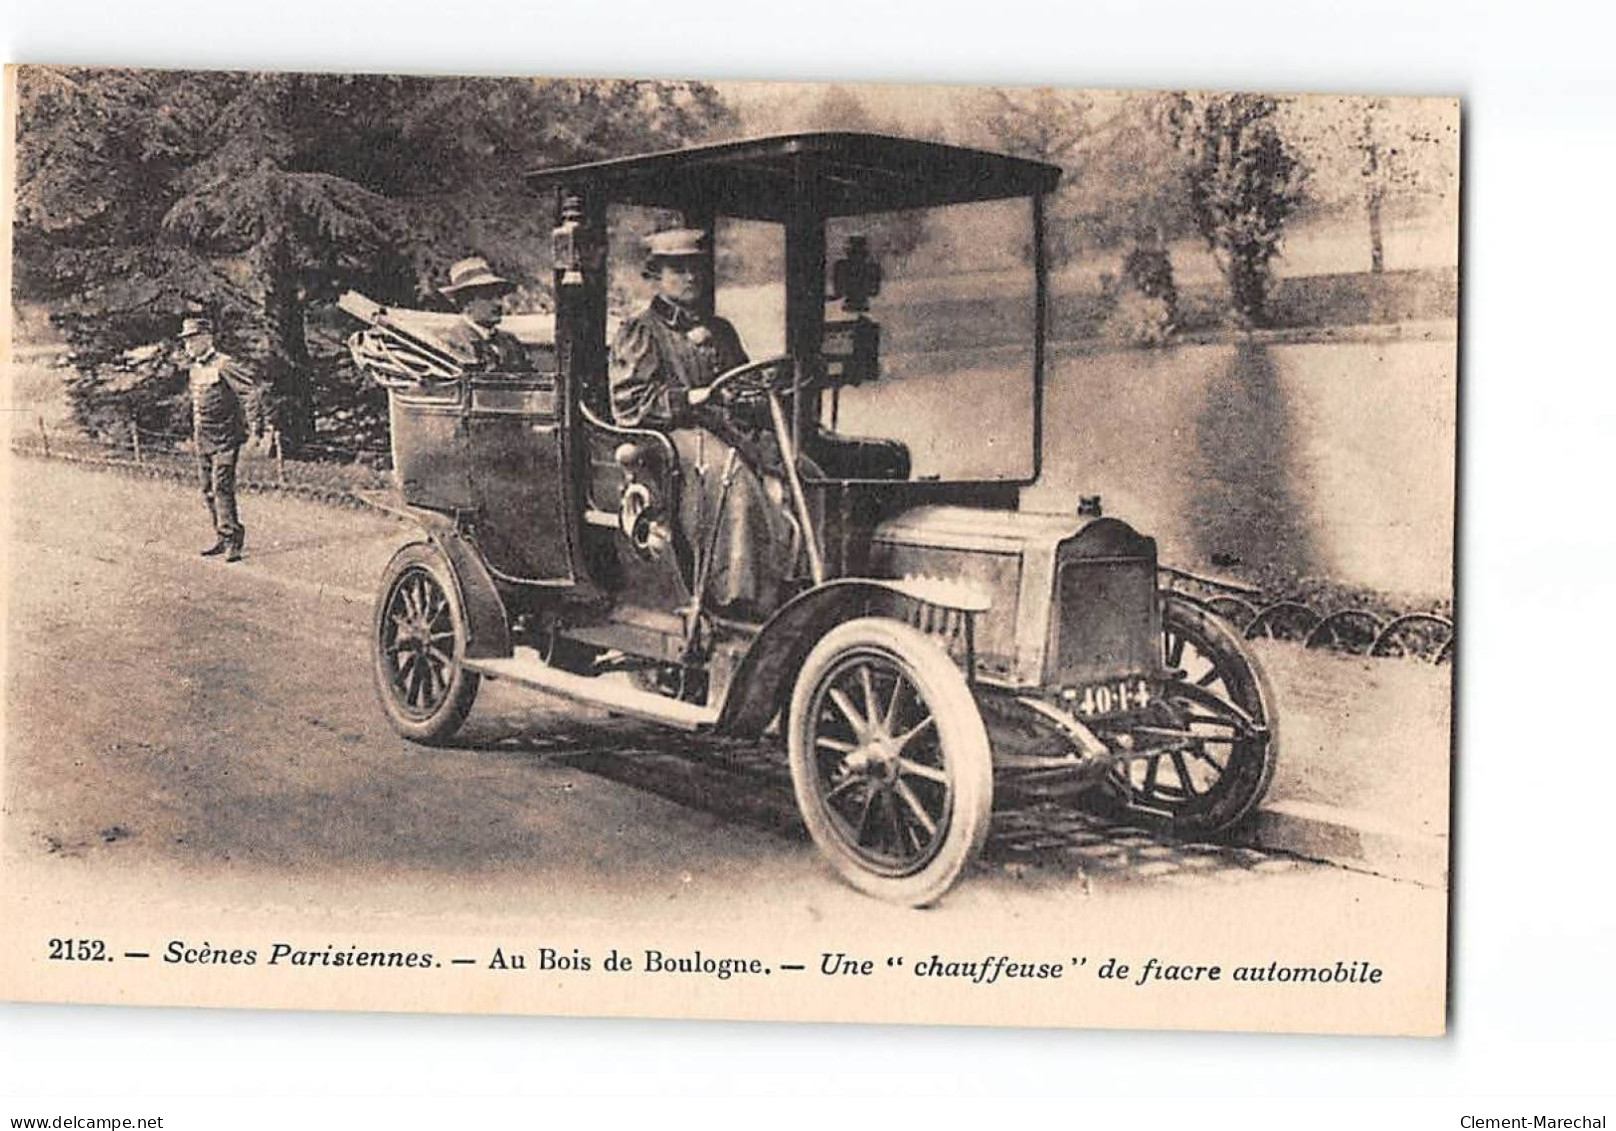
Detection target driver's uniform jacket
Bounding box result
[608,295,794,614]
[608,295,747,427]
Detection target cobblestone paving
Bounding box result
[465,711,1308,890]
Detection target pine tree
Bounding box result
[13,67,735,452]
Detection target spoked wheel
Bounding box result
[372,542,479,744]
[1106,593,1279,835]
[787,618,992,907]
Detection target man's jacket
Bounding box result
[190,351,267,455]
[440,317,531,372]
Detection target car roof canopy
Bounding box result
[525,131,1063,222]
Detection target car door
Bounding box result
[463,371,577,585]
[389,378,474,513]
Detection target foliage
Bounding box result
[1167,92,1304,326]
[1097,246,1178,347]
[802,86,930,262]
[1100,289,1176,348]
[952,87,1091,266]
[13,67,734,452]
[954,88,1197,267]
[711,85,938,289]
[1121,245,1178,310]
[964,87,1093,166]
[1069,93,1197,250]
[1281,96,1459,272]
[947,86,1450,279]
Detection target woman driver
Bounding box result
[608,228,795,618]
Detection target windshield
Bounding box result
[821,197,1037,482]
[609,198,1040,484]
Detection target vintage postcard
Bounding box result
[1,67,1458,1035]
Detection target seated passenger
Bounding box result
[609,228,795,617]
[438,256,531,371]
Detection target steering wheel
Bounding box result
[703,354,801,406]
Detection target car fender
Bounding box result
[366,493,512,661]
[715,577,988,738]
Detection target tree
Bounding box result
[13,68,257,439]
[157,74,411,442]
[1283,95,1459,274]
[13,67,735,451]
[954,88,1198,269]
[1167,92,1304,326]
[953,86,1093,266]
[1069,92,1195,251]
[965,86,1093,167]
[801,86,930,263]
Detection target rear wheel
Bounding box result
[1108,593,1278,834]
[787,618,992,907]
[372,542,480,744]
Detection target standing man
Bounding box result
[438,256,531,371]
[179,317,269,562]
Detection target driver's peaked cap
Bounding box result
[644,228,709,261]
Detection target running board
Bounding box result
[466,649,719,731]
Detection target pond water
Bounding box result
[1023,335,1457,600]
[718,282,1454,601]
[825,333,1456,601]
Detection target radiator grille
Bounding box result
[1053,558,1159,682]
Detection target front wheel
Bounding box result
[787,617,993,907]
[372,541,480,744]
[1106,593,1279,834]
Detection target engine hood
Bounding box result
[871,506,1152,566]
[870,505,1089,554]
[866,506,1157,688]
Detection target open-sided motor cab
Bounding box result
[364,132,1278,905]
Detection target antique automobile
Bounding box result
[349,132,1278,906]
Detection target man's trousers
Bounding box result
[197,446,242,540]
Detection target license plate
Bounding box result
[1064,677,1155,718]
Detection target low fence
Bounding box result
[1161,566,1454,665]
[13,422,1454,665]
[13,415,391,506]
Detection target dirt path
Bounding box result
[1,456,1448,1030]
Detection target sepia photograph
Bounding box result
[2,65,1458,1036]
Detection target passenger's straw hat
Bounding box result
[440,256,516,300]
[177,316,214,339]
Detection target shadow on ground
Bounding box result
[461,712,1303,892]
